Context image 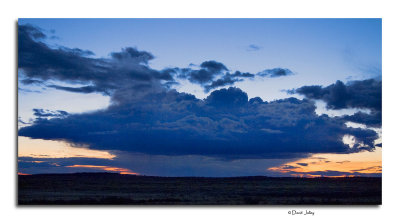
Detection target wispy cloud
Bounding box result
[247,44,262,51]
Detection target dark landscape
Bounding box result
[18,173,382,205]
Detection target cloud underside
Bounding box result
[18,24,381,160]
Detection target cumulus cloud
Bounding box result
[292,79,382,127]
[295,79,381,110]
[19,87,378,159]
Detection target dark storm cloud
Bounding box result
[18,24,172,97]
[19,87,379,159]
[295,79,381,111]
[293,79,382,127]
[257,68,294,78]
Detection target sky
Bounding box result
[17,19,382,177]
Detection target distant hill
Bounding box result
[18,172,381,205]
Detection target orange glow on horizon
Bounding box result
[18,172,31,175]
[268,147,382,177]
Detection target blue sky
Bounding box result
[17,19,382,177]
[18,19,381,99]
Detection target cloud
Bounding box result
[205,87,248,109]
[18,117,30,125]
[177,60,228,85]
[20,79,44,85]
[175,65,292,92]
[200,60,228,72]
[19,86,379,159]
[295,79,381,110]
[257,68,294,78]
[336,161,350,164]
[342,110,382,128]
[110,47,154,64]
[203,71,256,92]
[296,163,308,166]
[47,85,104,94]
[18,24,172,97]
[204,76,240,93]
[247,44,262,51]
[292,79,382,127]
[280,165,298,170]
[19,24,293,95]
[350,166,381,172]
[32,109,69,118]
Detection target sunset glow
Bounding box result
[268,147,382,177]
[18,136,115,159]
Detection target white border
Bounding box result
[1,0,399,222]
